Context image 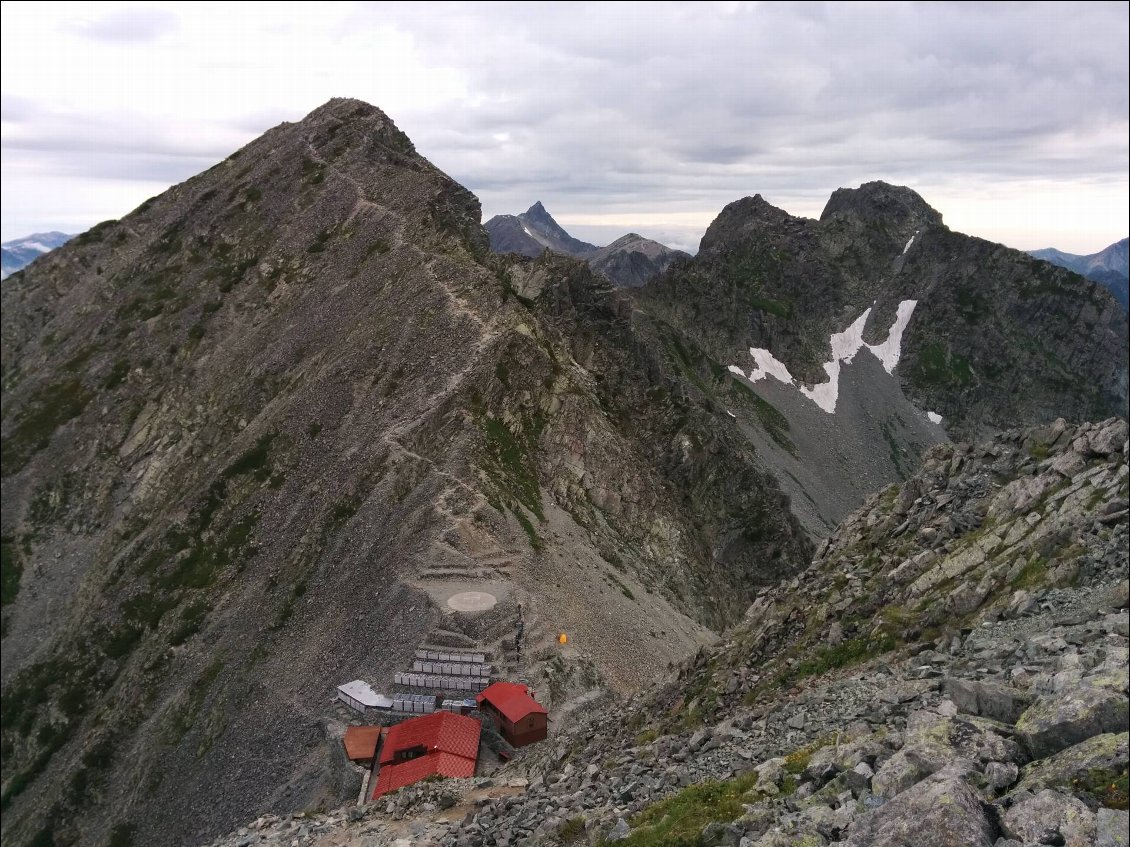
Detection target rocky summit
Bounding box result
[1,97,1128,847]
[201,417,1129,847]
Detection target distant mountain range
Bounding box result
[1,231,73,280]
[485,202,689,287]
[1029,237,1128,310]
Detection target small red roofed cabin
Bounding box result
[371,711,480,800]
[476,682,548,747]
[342,726,382,767]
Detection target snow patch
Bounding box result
[747,348,797,386]
[15,241,52,253]
[927,411,943,425]
[867,300,918,372]
[727,300,919,415]
[902,231,918,255]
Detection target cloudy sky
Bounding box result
[2,1,1127,253]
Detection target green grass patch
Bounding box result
[558,817,586,842]
[1077,768,1129,810]
[168,599,209,646]
[617,770,761,847]
[482,416,544,520]
[729,379,797,456]
[301,157,326,185]
[1,378,94,476]
[157,509,260,592]
[513,507,543,551]
[911,342,974,388]
[103,359,131,389]
[749,295,791,319]
[1013,556,1048,590]
[786,632,899,683]
[223,433,277,482]
[1,537,23,606]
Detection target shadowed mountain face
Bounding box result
[485,204,688,287]
[0,100,810,847]
[1030,238,1129,311]
[638,183,1127,443]
[630,183,1128,533]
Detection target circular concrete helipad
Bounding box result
[447,590,498,612]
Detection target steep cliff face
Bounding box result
[0,100,809,847]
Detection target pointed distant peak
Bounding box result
[523,201,556,223]
[820,181,942,230]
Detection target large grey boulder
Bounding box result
[1096,807,1130,847]
[1015,732,1128,796]
[942,678,1032,724]
[843,767,995,847]
[1000,789,1096,847]
[1015,686,1129,758]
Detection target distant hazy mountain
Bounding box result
[485,203,688,287]
[1030,238,1128,310]
[585,232,690,288]
[485,201,597,258]
[1,231,73,280]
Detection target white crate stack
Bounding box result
[390,692,439,714]
[393,672,491,692]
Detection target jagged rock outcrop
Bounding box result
[201,418,1129,847]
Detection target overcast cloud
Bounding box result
[2,1,1127,253]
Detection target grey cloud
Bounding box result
[62,7,178,42]
[4,2,1126,249]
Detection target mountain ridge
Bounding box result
[0,98,808,847]
[484,203,689,287]
[1030,238,1129,311]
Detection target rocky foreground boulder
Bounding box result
[203,416,1130,847]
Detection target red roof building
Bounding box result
[371,712,481,800]
[343,726,383,765]
[476,682,548,747]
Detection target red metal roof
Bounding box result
[372,752,477,799]
[343,726,382,762]
[370,713,481,800]
[378,711,481,765]
[475,682,548,724]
